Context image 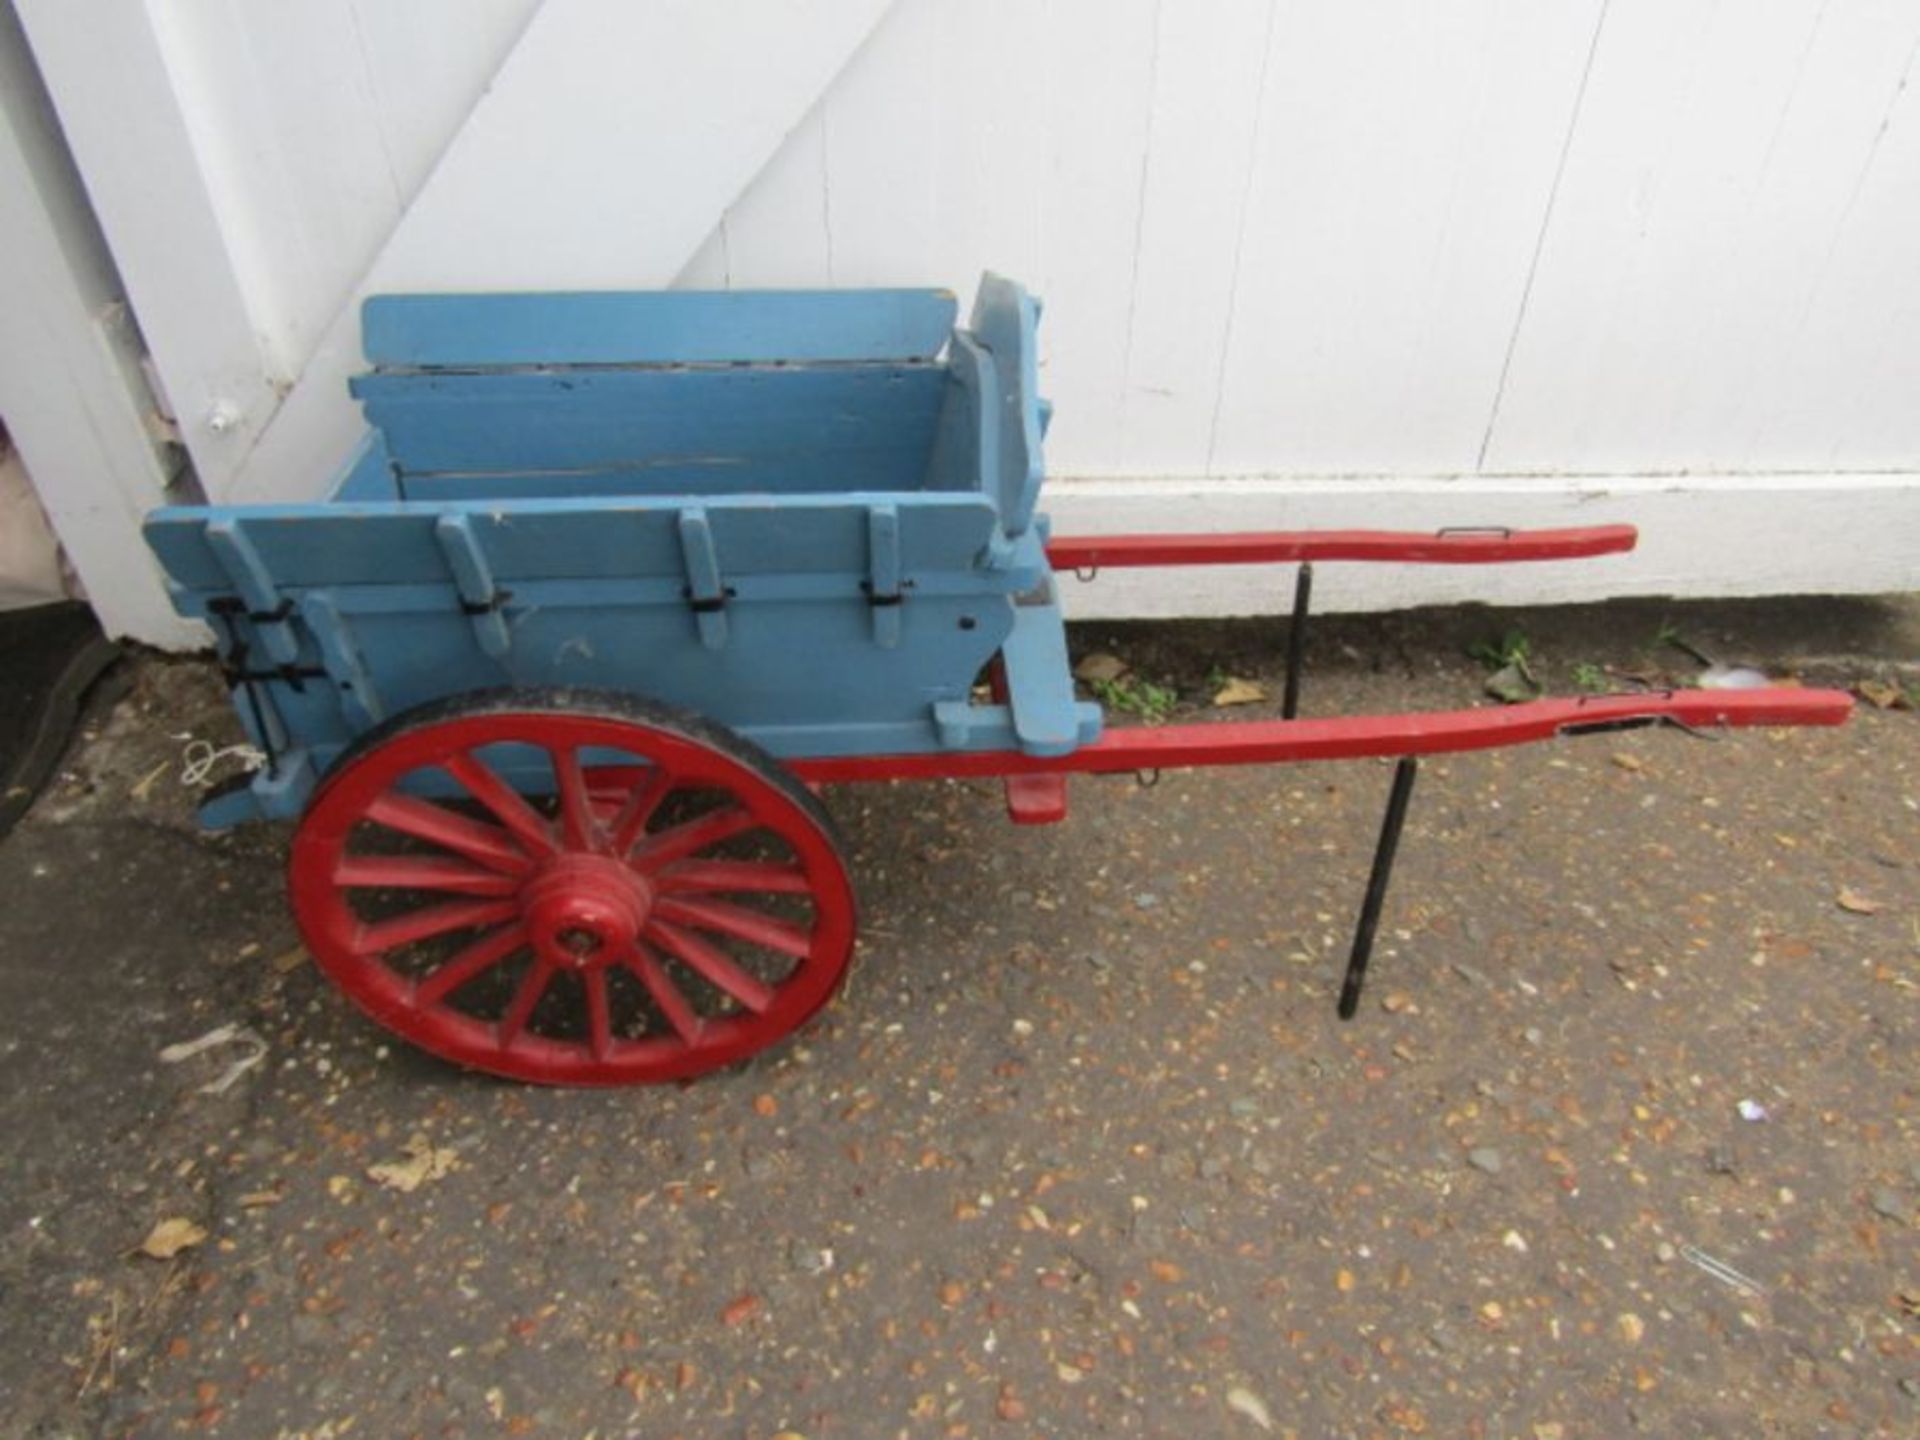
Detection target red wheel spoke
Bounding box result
[364,793,533,874]
[654,896,812,960]
[498,960,556,1046]
[583,968,613,1060]
[334,855,519,896]
[549,744,599,853]
[630,806,756,873]
[444,752,558,858]
[609,766,676,856]
[355,898,518,956]
[647,919,775,1014]
[624,943,703,1044]
[415,923,528,1004]
[658,859,811,896]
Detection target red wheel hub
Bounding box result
[288,695,856,1085]
[522,855,654,969]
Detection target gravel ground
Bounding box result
[1,595,1914,1440]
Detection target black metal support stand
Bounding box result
[1282,562,1313,720]
[1337,755,1419,1020]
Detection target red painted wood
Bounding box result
[1003,773,1070,825]
[789,688,1852,784]
[1044,524,1638,570]
[291,705,856,1086]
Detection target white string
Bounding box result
[180,738,268,787]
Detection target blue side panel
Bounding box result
[354,364,946,497]
[145,493,1012,589]
[363,289,959,368]
[922,332,1000,501]
[969,274,1048,537]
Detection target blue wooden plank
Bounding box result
[433,514,512,658]
[354,364,947,493]
[969,273,1048,536]
[388,463,907,500]
[923,332,1001,508]
[329,431,399,501]
[144,493,1013,590]
[866,503,902,648]
[363,289,959,368]
[677,509,729,650]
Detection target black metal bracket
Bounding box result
[683,586,737,614]
[459,587,514,617]
[209,595,294,627]
[204,603,283,778]
[1337,756,1419,1020]
[1282,562,1313,720]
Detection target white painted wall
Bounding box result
[8,0,1918,644]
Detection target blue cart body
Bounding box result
[144,275,1099,825]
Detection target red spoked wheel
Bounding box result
[288,690,856,1085]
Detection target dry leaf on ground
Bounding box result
[1226,1385,1274,1431]
[1837,887,1883,915]
[1856,679,1909,709]
[367,1133,459,1192]
[1072,652,1128,684]
[136,1217,207,1260]
[1211,677,1267,707]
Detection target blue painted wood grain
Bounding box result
[364,289,958,368]
[354,363,946,496]
[970,273,1048,536]
[147,493,1012,589]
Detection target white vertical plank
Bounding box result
[788,0,1057,290]
[1208,0,1606,476]
[1484,0,1920,473]
[789,0,946,288]
[15,0,284,487]
[720,113,836,287]
[1029,0,1161,468]
[227,0,896,502]
[0,6,197,645]
[1103,0,1276,476]
[346,1,545,201]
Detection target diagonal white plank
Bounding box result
[225,0,895,503]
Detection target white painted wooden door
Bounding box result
[7,0,1918,644]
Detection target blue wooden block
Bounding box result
[969,273,1048,536]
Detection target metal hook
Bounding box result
[1134,768,1161,788]
[1074,564,1100,583]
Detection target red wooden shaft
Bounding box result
[788,688,1852,784]
[1045,524,1638,570]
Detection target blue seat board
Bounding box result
[353,363,947,495]
[363,288,959,368]
[331,431,399,501]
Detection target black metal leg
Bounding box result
[1282,562,1313,720]
[1337,756,1419,1020]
